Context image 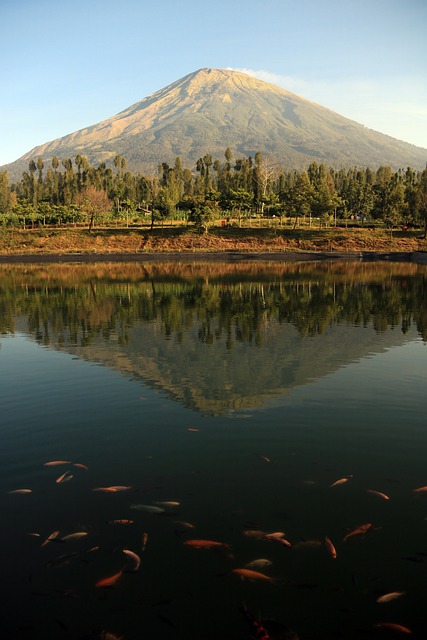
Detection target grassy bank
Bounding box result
[0,225,426,255]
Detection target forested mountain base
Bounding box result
[1,150,427,243]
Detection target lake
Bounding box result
[1,260,426,640]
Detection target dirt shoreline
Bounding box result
[1,250,427,264]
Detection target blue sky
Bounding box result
[1,0,426,167]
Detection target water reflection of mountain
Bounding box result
[2,262,426,414]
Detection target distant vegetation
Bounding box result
[1,150,427,236]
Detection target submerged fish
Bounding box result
[330,475,353,487]
[367,489,390,500]
[73,463,89,471]
[242,530,267,539]
[373,622,411,634]
[93,486,132,493]
[109,519,134,525]
[141,532,148,551]
[184,539,231,550]
[43,460,71,467]
[245,559,273,569]
[130,504,165,513]
[8,488,32,494]
[173,520,195,530]
[60,532,88,542]
[256,454,271,463]
[376,591,406,603]
[122,549,141,571]
[413,485,427,493]
[343,523,372,542]
[232,568,275,583]
[239,604,271,640]
[56,471,73,484]
[41,530,61,547]
[95,569,123,588]
[325,536,337,559]
[154,501,180,508]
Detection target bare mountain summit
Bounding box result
[3,67,427,180]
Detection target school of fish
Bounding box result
[5,454,425,638]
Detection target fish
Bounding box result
[93,486,132,493]
[73,463,89,471]
[239,603,271,640]
[373,622,412,634]
[264,531,286,539]
[56,471,73,484]
[109,519,134,525]
[256,454,271,463]
[343,523,372,542]
[325,536,337,558]
[8,488,32,494]
[41,530,61,547]
[60,532,88,542]
[99,632,124,640]
[173,520,195,530]
[376,592,406,603]
[95,569,123,588]
[266,535,292,548]
[184,539,231,550]
[27,532,41,537]
[141,532,148,551]
[330,475,353,487]
[187,428,199,432]
[245,559,273,569]
[43,460,71,467]
[154,501,180,507]
[242,529,267,539]
[130,504,165,513]
[232,568,275,583]
[122,549,141,571]
[367,489,390,500]
[413,485,427,493]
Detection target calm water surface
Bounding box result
[1,261,427,640]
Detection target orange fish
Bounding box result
[413,485,427,493]
[44,460,71,467]
[8,488,32,494]
[376,592,405,604]
[368,489,390,500]
[325,536,337,558]
[56,471,73,484]
[373,622,411,634]
[232,568,275,583]
[95,569,123,587]
[184,539,231,550]
[242,530,266,539]
[41,530,60,547]
[92,486,132,493]
[109,519,134,525]
[73,463,89,471]
[60,532,88,542]
[343,523,372,542]
[122,549,141,571]
[141,532,148,551]
[187,428,199,432]
[330,475,353,487]
[256,454,271,463]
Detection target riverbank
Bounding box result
[0,226,426,262]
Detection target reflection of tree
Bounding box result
[0,263,426,347]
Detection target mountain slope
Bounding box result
[3,67,427,180]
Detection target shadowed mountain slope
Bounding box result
[3,67,427,179]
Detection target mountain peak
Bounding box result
[2,67,426,180]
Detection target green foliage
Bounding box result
[4,150,427,233]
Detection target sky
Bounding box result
[1,0,426,167]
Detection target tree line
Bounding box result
[1,149,426,234]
